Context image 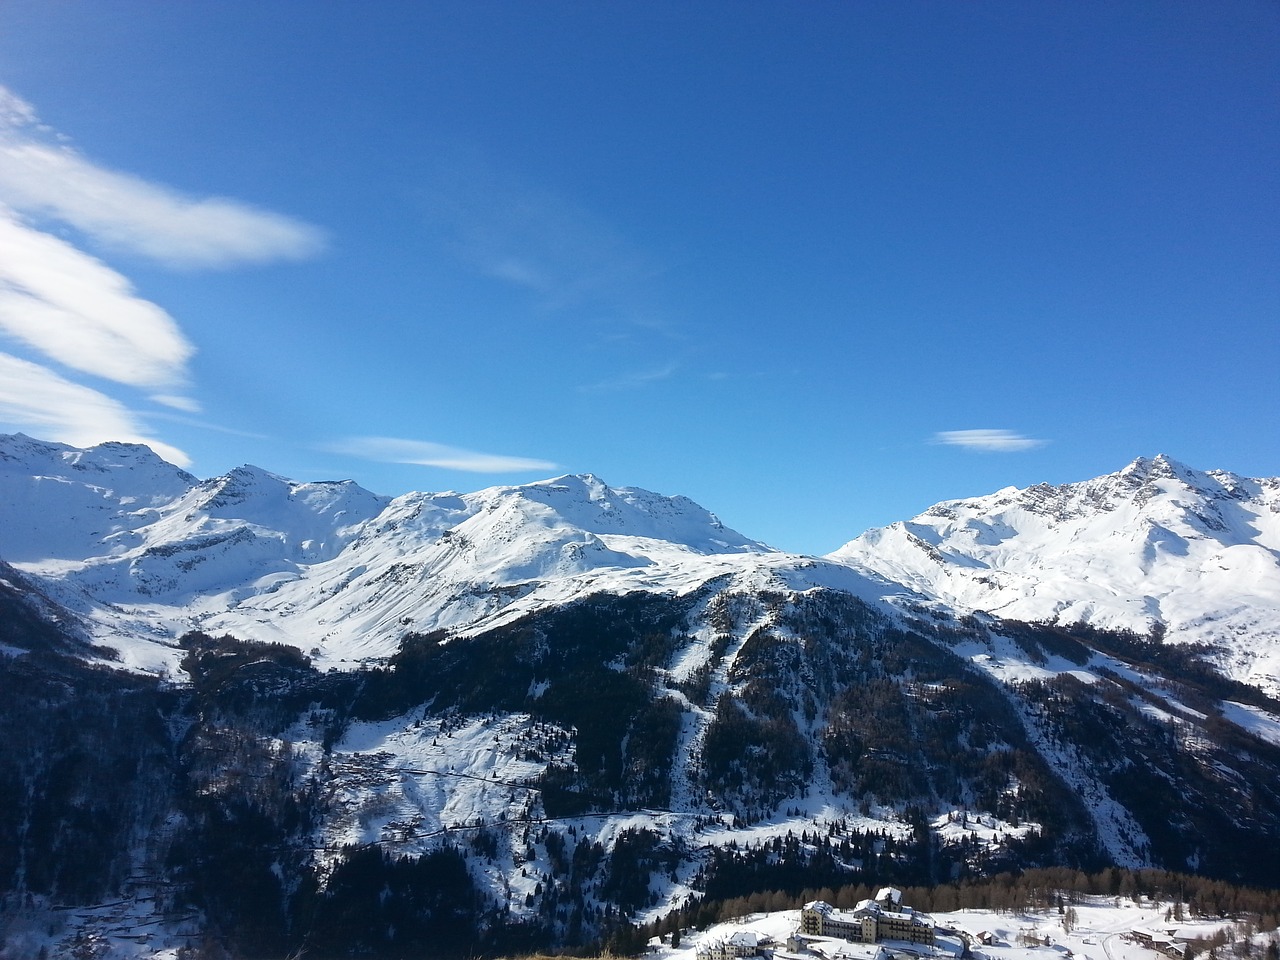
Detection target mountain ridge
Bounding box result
[1,433,890,671]
[4,435,1280,688]
[829,453,1280,696]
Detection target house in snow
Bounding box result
[698,929,765,960]
[783,937,890,960]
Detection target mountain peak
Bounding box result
[831,455,1280,695]
[473,473,759,553]
[528,473,611,497]
[225,463,286,482]
[1120,453,1196,484]
[0,435,194,483]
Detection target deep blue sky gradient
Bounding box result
[0,2,1276,553]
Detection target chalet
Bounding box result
[811,941,891,960]
[876,888,904,909]
[698,930,764,960]
[1132,931,1186,960]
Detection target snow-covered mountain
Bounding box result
[0,434,887,670]
[6,435,1280,958]
[228,470,781,650]
[0,432,198,563]
[829,455,1280,696]
[5,435,1280,693]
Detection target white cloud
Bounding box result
[144,409,269,441]
[0,87,40,128]
[0,85,331,462]
[330,436,558,473]
[934,429,1047,452]
[0,352,190,466]
[0,206,195,390]
[0,85,325,268]
[151,394,203,413]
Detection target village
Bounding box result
[694,888,962,960]
[684,888,1222,960]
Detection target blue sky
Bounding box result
[0,2,1276,554]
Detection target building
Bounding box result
[827,943,890,960]
[876,889,904,910]
[799,899,934,948]
[698,930,763,960]
[801,902,877,943]
[874,905,935,945]
[790,940,890,960]
[1132,931,1186,960]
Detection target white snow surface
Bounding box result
[658,899,1245,960]
[4,437,1280,699]
[830,455,1280,695]
[3,889,1248,960]
[0,434,898,671]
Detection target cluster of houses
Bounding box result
[692,888,1198,960]
[697,929,769,960]
[696,888,953,960]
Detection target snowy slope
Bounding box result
[0,434,198,563]
[194,474,900,664]
[0,434,894,669]
[654,898,1248,960]
[829,455,1280,694]
[6,435,1280,691]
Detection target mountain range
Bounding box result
[2,433,1280,959]
[5,436,1279,689]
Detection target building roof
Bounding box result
[807,938,889,960]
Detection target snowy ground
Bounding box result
[0,877,1263,960]
[652,898,1249,960]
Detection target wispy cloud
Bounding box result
[0,85,326,458]
[150,394,203,413]
[0,352,190,466]
[144,408,270,441]
[0,206,195,390]
[427,151,665,323]
[329,436,558,473]
[934,429,1047,452]
[0,87,41,129]
[580,362,680,393]
[0,86,325,268]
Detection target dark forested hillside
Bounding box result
[3,587,1280,958]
